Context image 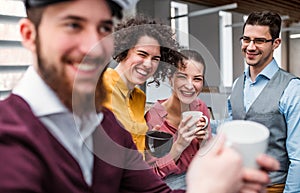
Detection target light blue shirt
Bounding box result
[12,66,103,186]
[228,59,300,192]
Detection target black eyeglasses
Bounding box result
[240,36,273,45]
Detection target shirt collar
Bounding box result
[155,99,168,118]
[244,58,279,80]
[108,68,137,98]
[73,112,102,141]
[155,99,201,118]
[189,99,201,110]
[12,66,68,117]
[13,66,103,140]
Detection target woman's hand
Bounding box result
[169,115,199,161]
[194,116,209,141]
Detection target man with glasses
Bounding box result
[229,11,300,193]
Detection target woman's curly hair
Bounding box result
[113,15,182,87]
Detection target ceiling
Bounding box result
[182,0,300,25]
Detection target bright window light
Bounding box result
[171,1,189,47]
[219,11,233,87]
[290,34,300,39]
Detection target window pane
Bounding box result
[0,23,22,41]
[0,47,32,66]
[0,70,25,91]
[0,0,26,17]
[219,11,233,87]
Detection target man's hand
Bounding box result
[240,154,280,192]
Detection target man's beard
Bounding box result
[36,40,106,115]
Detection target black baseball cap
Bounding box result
[24,0,124,19]
[24,0,71,8]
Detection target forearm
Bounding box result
[169,141,186,162]
[145,151,181,178]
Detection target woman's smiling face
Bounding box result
[119,35,161,89]
[172,59,204,104]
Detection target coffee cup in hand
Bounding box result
[145,131,173,158]
[182,111,208,132]
[218,120,270,168]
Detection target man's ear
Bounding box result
[272,38,281,50]
[19,18,37,52]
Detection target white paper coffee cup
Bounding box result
[218,120,270,168]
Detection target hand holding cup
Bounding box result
[181,111,208,135]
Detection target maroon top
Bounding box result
[0,94,184,193]
[145,99,212,178]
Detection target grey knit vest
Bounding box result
[230,69,295,185]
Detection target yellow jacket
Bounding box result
[102,68,148,155]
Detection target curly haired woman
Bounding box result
[101,15,181,155]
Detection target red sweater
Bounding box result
[0,94,184,193]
